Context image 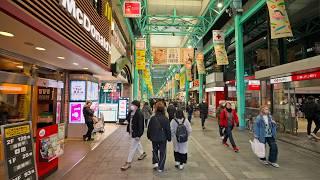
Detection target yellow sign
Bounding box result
[5,125,30,138]
[136,50,146,70]
[214,44,229,65]
[180,72,185,89]
[175,74,180,80]
[267,0,293,39]
[0,83,29,94]
[196,52,205,74]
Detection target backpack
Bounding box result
[175,119,188,143]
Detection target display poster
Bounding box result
[167,48,180,64]
[56,123,65,157]
[101,83,121,103]
[266,0,293,39]
[153,48,167,65]
[91,102,99,117]
[87,81,99,101]
[196,52,206,74]
[180,48,194,69]
[136,50,146,70]
[180,71,185,89]
[56,102,61,124]
[175,74,180,81]
[118,98,129,119]
[69,102,85,124]
[123,1,141,18]
[70,81,86,101]
[214,44,229,65]
[1,122,37,180]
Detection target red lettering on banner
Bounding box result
[292,72,320,81]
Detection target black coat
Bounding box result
[126,109,144,138]
[186,104,194,114]
[167,104,176,119]
[147,113,171,142]
[302,101,317,119]
[83,106,94,123]
[199,102,209,118]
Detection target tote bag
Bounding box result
[249,138,265,158]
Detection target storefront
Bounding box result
[205,72,224,116]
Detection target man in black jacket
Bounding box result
[167,102,176,121]
[83,101,94,141]
[121,100,147,171]
[199,100,209,130]
[302,96,320,139]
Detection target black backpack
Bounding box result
[175,119,188,143]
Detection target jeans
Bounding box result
[188,113,192,123]
[223,126,236,147]
[260,137,278,163]
[84,122,94,140]
[127,137,144,163]
[174,151,187,164]
[201,116,206,127]
[152,141,167,170]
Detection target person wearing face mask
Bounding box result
[254,106,279,168]
[199,100,209,129]
[121,100,147,171]
[220,102,239,152]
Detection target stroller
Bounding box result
[93,113,105,134]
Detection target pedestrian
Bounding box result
[199,99,209,129]
[216,103,225,139]
[170,109,192,170]
[254,105,279,168]
[147,101,171,172]
[220,102,240,152]
[142,102,153,127]
[121,100,147,171]
[186,102,194,123]
[302,96,320,139]
[167,102,177,121]
[83,101,94,141]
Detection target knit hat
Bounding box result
[131,100,140,108]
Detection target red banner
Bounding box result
[292,71,320,81]
[123,1,141,18]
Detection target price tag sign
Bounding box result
[1,122,37,180]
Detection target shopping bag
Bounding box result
[94,120,104,129]
[249,138,265,158]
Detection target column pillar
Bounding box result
[235,14,245,129]
[140,71,144,101]
[185,70,189,104]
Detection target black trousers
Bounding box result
[223,126,236,147]
[188,113,192,123]
[152,141,167,170]
[174,151,187,164]
[84,122,94,140]
[201,116,207,127]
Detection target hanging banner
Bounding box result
[180,72,185,89]
[186,69,192,81]
[212,30,225,44]
[175,74,180,80]
[123,1,141,18]
[153,48,167,65]
[266,0,293,39]
[196,52,206,74]
[167,48,181,64]
[180,48,194,69]
[214,44,229,65]
[136,50,146,70]
[135,38,146,50]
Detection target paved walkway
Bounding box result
[59,117,320,180]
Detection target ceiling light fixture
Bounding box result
[73,63,79,66]
[16,65,23,69]
[187,45,192,48]
[217,2,223,8]
[35,47,46,51]
[0,31,14,37]
[83,67,88,70]
[57,56,65,59]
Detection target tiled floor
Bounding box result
[58,117,320,180]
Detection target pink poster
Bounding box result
[69,102,85,123]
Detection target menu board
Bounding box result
[1,122,37,180]
[70,81,86,101]
[118,98,129,119]
[86,81,99,101]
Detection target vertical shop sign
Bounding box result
[181,48,194,69]
[212,30,229,65]
[136,50,146,70]
[1,122,37,180]
[266,0,293,39]
[196,52,206,74]
[123,1,141,18]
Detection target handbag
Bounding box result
[249,138,265,158]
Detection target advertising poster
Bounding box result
[69,102,85,124]
[167,48,180,64]
[1,122,37,180]
[267,0,293,39]
[214,44,229,65]
[70,81,86,101]
[123,1,141,18]
[180,71,185,89]
[196,52,206,74]
[118,98,129,120]
[180,48,194,69]
[153,48,167,65]
[87,81,99,101]
[136,50,146,70]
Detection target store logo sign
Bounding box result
[270,76,292,84]
[60,0,111,54]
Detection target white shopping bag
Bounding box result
[249,138,265,158]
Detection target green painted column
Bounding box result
[140,71,144,101]
[199,74,204,102]
[235,14,245,129]
[133,41,139,100]
[185,70,189,104]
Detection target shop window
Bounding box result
[91,0,102,16]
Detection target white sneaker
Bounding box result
[220,136,224,140]
[153,163,159,170]
[269,162,280,168]
[311,133,320,140]
[157,169,163,173]
[259,159,269,165]
[175,162,180,168]
[179,164,184,170]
